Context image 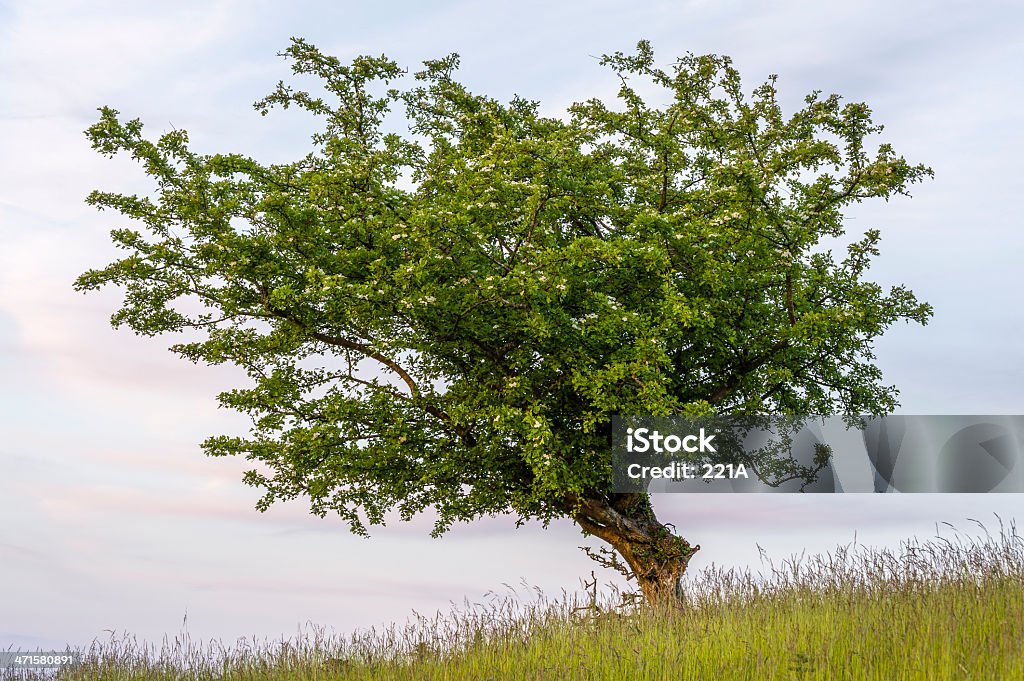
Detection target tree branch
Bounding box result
[707,339,790,405]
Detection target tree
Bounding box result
[75,39,932,604]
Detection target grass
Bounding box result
[7,517,1023,680]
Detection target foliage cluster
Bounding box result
[76,39,932,595]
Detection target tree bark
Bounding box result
[568,492,699,604]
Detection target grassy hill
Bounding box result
[12,519,1024,680]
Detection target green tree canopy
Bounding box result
[76,39,932,602]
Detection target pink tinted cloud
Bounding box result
[35,482,272,526]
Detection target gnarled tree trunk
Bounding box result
[568,492,699,604]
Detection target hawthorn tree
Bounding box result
[76,39,932,603]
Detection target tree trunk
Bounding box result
[569,492,699,605]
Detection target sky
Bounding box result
[1,0,1023,653]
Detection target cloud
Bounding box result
[183,572,467,601]
[0,540,53,563]
[32,481,269,527]
[0,0,251,111]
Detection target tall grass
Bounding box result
[7,517,1023,680]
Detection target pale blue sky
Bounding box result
[1,0,1022,652]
